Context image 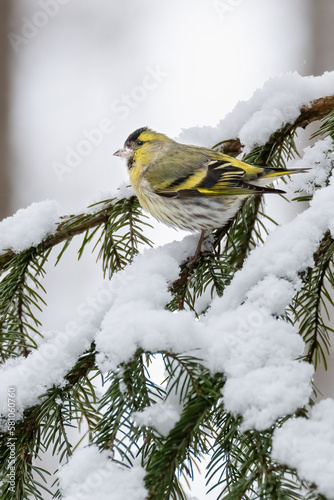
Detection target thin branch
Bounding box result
[0,203,115,270]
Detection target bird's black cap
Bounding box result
[125,127,151,146]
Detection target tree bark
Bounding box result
[0,0,12,220]
[310,0,334,76]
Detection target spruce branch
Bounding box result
[0,249,50,360]
[0,345,98,500]
[0,210,108,271]
[0,196,152,272]
[145,371,224,500]
[94,350,166,465]
[207,418,303,500]
[290,232,334,369]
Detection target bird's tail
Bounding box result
[249,167,309,194]
[262,167,310,179]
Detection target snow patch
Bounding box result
[133,400,181,436]
[58,446,147,500]
[289,137,334,194]
[272,399,334,499]
[0,200,59,254]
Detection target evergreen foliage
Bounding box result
[1,97,334,499]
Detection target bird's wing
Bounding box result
[195,159,285,195]
[147,150,285,198]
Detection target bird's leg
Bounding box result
[187,230,215,265]
[186,230,205,265]
[194,230,206,259]
[186,231,206,265]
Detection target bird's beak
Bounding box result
[113,147,132,159]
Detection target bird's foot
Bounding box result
[185,230,215,266]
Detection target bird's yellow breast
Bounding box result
[128,163,143,193]
[128,141,169,192]
[128,151,156,213]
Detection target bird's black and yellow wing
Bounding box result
[147,146,288,198]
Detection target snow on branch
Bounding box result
[0,184,135,268]
[272,399,334,499]
[0,201,59,255]
[58,446,147,500]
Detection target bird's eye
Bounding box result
[137,140,145,146]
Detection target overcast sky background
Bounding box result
[11,0,311,212]
[7,1,334,497]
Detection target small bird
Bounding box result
[114,127,303,255]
